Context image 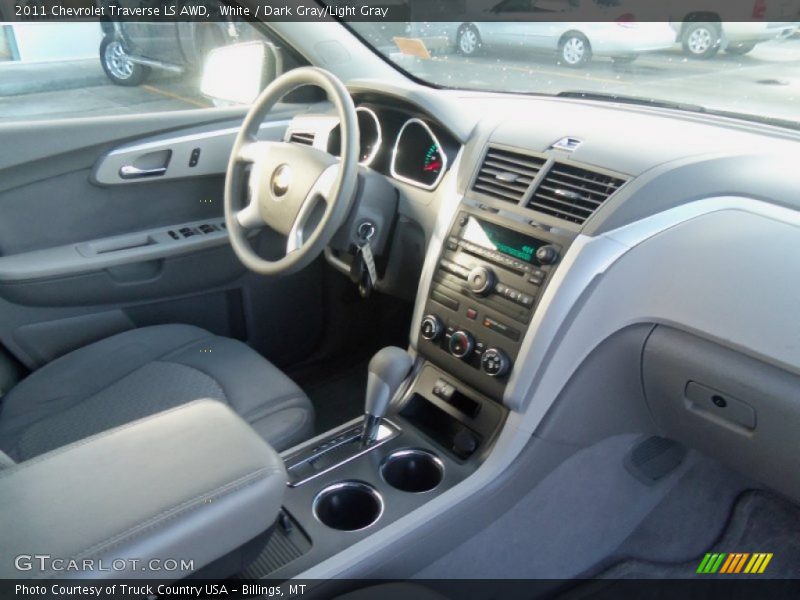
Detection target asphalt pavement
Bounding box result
[1,40,799,124]
[0,59,212,121]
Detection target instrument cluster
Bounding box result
[324,103,458,190]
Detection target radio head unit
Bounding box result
[418,208,573,401]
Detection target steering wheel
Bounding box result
[224,67,358,276]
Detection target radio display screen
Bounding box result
[462,216,543,264]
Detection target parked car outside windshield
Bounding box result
[344,1,800,128]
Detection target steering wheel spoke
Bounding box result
[287,164,340,253]
[235,195,264,229]
[236,140,274,164]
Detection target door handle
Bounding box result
[119,165,167,180]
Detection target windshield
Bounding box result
[346,12,800,127]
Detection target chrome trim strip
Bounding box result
[408,152,464,352]
[356,106,382,167]
[285,420,400,487]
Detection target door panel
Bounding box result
[0,106,326,370]
[92,119,289,186]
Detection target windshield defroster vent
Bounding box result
[528,162,627,224]
[472,147,546,204]
[289,131,315,146]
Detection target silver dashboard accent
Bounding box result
[390,117,448,191]
[301,195,800,580]
[550,137,583,152]
[504,196,800,414]
[356,106,383,167]
[284,420,400,487]
[408,153,464,354]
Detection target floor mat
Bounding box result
[600,490,800,579]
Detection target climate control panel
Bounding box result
[417,207,573,402]
[421,314,514,379]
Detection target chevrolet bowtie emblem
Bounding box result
[271,164,291,197]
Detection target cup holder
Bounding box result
[313,481,384,531]
[380,449,444,493]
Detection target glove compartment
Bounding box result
[643,326,800,501]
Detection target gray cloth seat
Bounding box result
[0,324,314,462]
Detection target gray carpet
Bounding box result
[600,490,800,579]
[415,434,767,582]
[416,435,698,580]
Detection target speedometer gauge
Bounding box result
[391,118,448,190]
[423,143,444,176]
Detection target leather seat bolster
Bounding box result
[0,400,286,579]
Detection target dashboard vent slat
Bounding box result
[289,132,315,146]
[528,162,627,224]
[471,147,546,204]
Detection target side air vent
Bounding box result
[472,148,546,204]
[528,162,627,224]
[289,131,315,146]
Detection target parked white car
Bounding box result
[673,21,798,58]
[414,0,676,67]
[665,0,799,58]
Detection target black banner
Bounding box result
[2,0,800,23]
[4,579,800,600]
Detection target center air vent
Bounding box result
[289,131,315,146]
[472,147,546,204]
[528,162,627,224]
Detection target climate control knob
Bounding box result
[420,314,444,341]
[448,330,475,359]
[535,245,559,265]
[481,347,511,377]
[467,266,496,296]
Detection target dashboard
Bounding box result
[283,84,800,421]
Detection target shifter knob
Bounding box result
[362,346,413,446]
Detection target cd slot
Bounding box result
[459,245,527,276]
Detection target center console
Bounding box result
[417,206,572,400]
[241,360,506,580]
[240,203,573,581]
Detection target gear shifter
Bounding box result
[361,346,413,447]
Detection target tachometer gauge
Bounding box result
[356,107,382,166]
[391,118,448,190]
[325,106,382,166]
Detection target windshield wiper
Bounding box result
[557,90,800,132]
